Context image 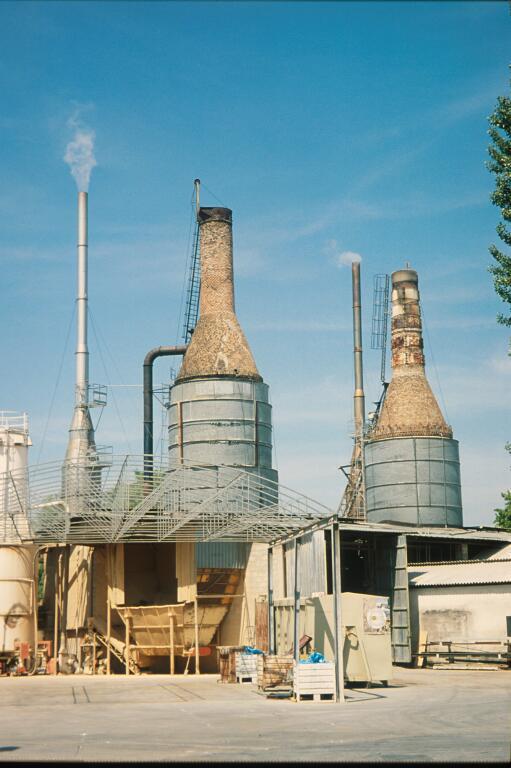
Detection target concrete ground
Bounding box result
[0,668,509,763]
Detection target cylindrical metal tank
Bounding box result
[0,412,37,654]
[364,436,463,526]
[0,546,37,653]
[168,378,276,484]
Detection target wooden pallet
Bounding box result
[293,661,336,703]
[295,692,335,702]
[236,674,256,684]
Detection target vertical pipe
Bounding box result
[76,192,89,407]
[267,546,275,655]
[143,358,153,484]
[194,178,200,220]
[331,523,345,703]
[352,261,365,433]
[53,553,59,675]
[143,347,187,484]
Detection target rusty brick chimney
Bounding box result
[176,207,261,382]
[370,268,451,440]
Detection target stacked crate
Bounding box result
[293,660,336,702]
[256,654,294,690]
[235,652,258,683]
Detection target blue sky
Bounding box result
[1,1,510,525]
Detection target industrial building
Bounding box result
[0,183,510,692]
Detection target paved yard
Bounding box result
[0,668,509,762]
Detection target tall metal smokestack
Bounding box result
[352,261,365,434]
[338,261,366,519]
[66,192,95,463]
[364,267,462,527]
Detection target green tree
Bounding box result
[494,443,511,530]
[487,76,511,328]
[494,490,511,530]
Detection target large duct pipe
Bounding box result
[352,261,365,434]
[143,345,187,475]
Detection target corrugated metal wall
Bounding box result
[277,531,327,598]
[168,378,276,483]
[365,436,462,526]
[196,541,250,569]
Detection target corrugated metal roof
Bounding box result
[273,516,511,547]
[409,559,511,588]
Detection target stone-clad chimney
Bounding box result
[370,269,451,440]
[176,207,261,382]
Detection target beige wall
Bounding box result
[274,595,335,659]
[409,584,511,650]
[217,543,268,647]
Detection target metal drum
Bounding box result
[364,436,462,526]
[168,377,277,484]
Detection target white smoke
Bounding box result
[64,108,97,191]
[326,240,363,268]
[336,250,362,267]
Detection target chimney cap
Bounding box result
[392,268,418,285]
[198,207,232,225]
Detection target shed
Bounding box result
[408,558,511,654]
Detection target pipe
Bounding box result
[143,346,187,474]
[65,191,95,464]
[194,178,200,220]
[76,192,89,407]
[352,261,365,434]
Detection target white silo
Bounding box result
[0,412,37,660]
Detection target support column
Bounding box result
[194,599,200,675]
[293,538,301,663]
[106,597,111,675]
[332,523,345,703]
[170,614,175,675]
[267,546,275,655]
[125,616,130,676]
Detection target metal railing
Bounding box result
[0,455,332,545]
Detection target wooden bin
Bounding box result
[217,645,245,683]
[256,654,294,690]
[235,652,258,683]
[293,660,336,702]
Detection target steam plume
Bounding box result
[337,250,362,267]
[64,108,97,191]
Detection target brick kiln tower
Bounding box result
[364,269,463,526]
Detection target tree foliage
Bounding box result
[487,77,511,327]
[494,443,511,530]
[494,490,511,530]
